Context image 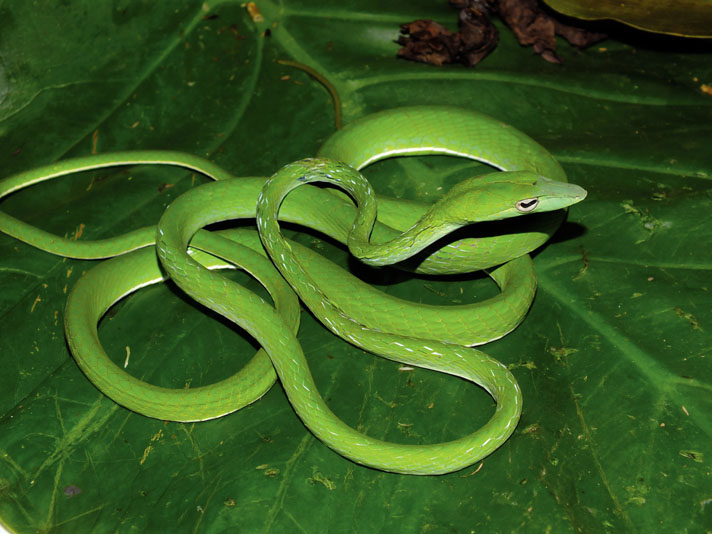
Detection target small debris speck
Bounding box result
[64,485,81,498]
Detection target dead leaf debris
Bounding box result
[397,0,606,66]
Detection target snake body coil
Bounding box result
[0,106,586,474]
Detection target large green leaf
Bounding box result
[1,1,710,532]
[543,0,712,38]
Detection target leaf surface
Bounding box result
[543,0,712,38]
[0,1,710,533]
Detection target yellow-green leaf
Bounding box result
[543,0,712,37]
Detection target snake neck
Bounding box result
[346,184,509,267]
[348,171,587,268]
[348,211,460,266]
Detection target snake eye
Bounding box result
[515,198,539,212]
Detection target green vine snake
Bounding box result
[0,106,586,474]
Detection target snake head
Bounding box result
[374,170,587,264]
[439,170,587,225]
